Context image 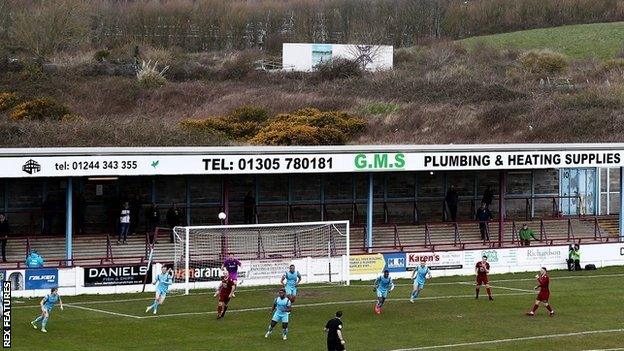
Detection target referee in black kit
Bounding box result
[325,311,346,351]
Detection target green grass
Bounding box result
[12,267,624,350]
[460,22,624,59]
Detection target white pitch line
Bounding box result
[583,348,624,351]
[138,291,534,319]
[457,282,534,293]
[64,304,141,319]
[389,328,624,351]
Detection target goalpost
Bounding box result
[171,221,350,295]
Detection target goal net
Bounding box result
[171,221,350,294]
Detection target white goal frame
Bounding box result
[173,220,350,295]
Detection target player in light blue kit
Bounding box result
[31,287,63,333]
[281,264,301,303]
[265,288,292,341]
[410,260,432,303]
[373,270,394,314]
[146,265,173,314]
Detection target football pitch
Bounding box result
[12,266,624,351]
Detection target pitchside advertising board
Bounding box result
[349,243,624,278]
[1,149,624,178]
[25,269,58,290]
[84,264,151,287]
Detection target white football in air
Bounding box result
[218,212,227,220]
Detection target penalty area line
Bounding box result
[389,328,624,351]
[65,304,141,319]
[138,291,534,319]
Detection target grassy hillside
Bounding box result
[461,22,624,59]
[3,25,624,146]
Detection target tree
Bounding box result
[9,0,88,58]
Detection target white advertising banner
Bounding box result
[406,251,464,270]
[516,246,569,266]
[1,149,623,178]
[464,248,519,268]
[240,259,291,281]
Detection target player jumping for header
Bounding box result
[215,271,237,319]
[526,267,555,317]
[373,269,394,314]
[475,255,493,301]
[31,287,63,333]
[265,288,292,341]
[146,265,173,314]
[222,253,242,297]
[281,264,301,303]
[410,260,432,303]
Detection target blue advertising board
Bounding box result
[383,253,407,272]
[25,269,58,290]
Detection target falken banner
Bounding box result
[0,150,622,178]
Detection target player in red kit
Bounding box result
[475,255,493,300]
[526,267,554,317]
[215,271,237,319]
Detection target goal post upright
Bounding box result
[345,219,350,286]
[184,226,190,295]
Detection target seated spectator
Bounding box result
[518,224,537,246]
[26,249,44,268]
[567,244,581,271]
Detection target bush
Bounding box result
[181,106,270,140]
[315,58,362,80]
[360,101,400,116]
[230,105,269,123]
[10,98,71,121]
[93,50,110,62]
[599,59,624,73]
[59,114,86,123]
[219,53,256,80]
[251,123,346,145]
[518,50,569,76]
[251,108,366,145]
[182,107,365,145]
[0,92,21,111]
[559,87,624,110]
[136,60,169,88]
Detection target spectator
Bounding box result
[25,249,44,268]
[166,202,183,243]
[0,213,9,262]
[130,194,142,235]
[567,244,581,271]
[519,223,537,246]
[243,191,255,224]
[117,202,130,245]
[482,185,494,207]
[74,193,86,235]
[325,311,346,351]
[42,195,55,235]
[146,203,160,243]
[475,203,493,241]
[445,185,459,222]
[166,202,183,228]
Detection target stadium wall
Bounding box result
[7,242,624,298]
